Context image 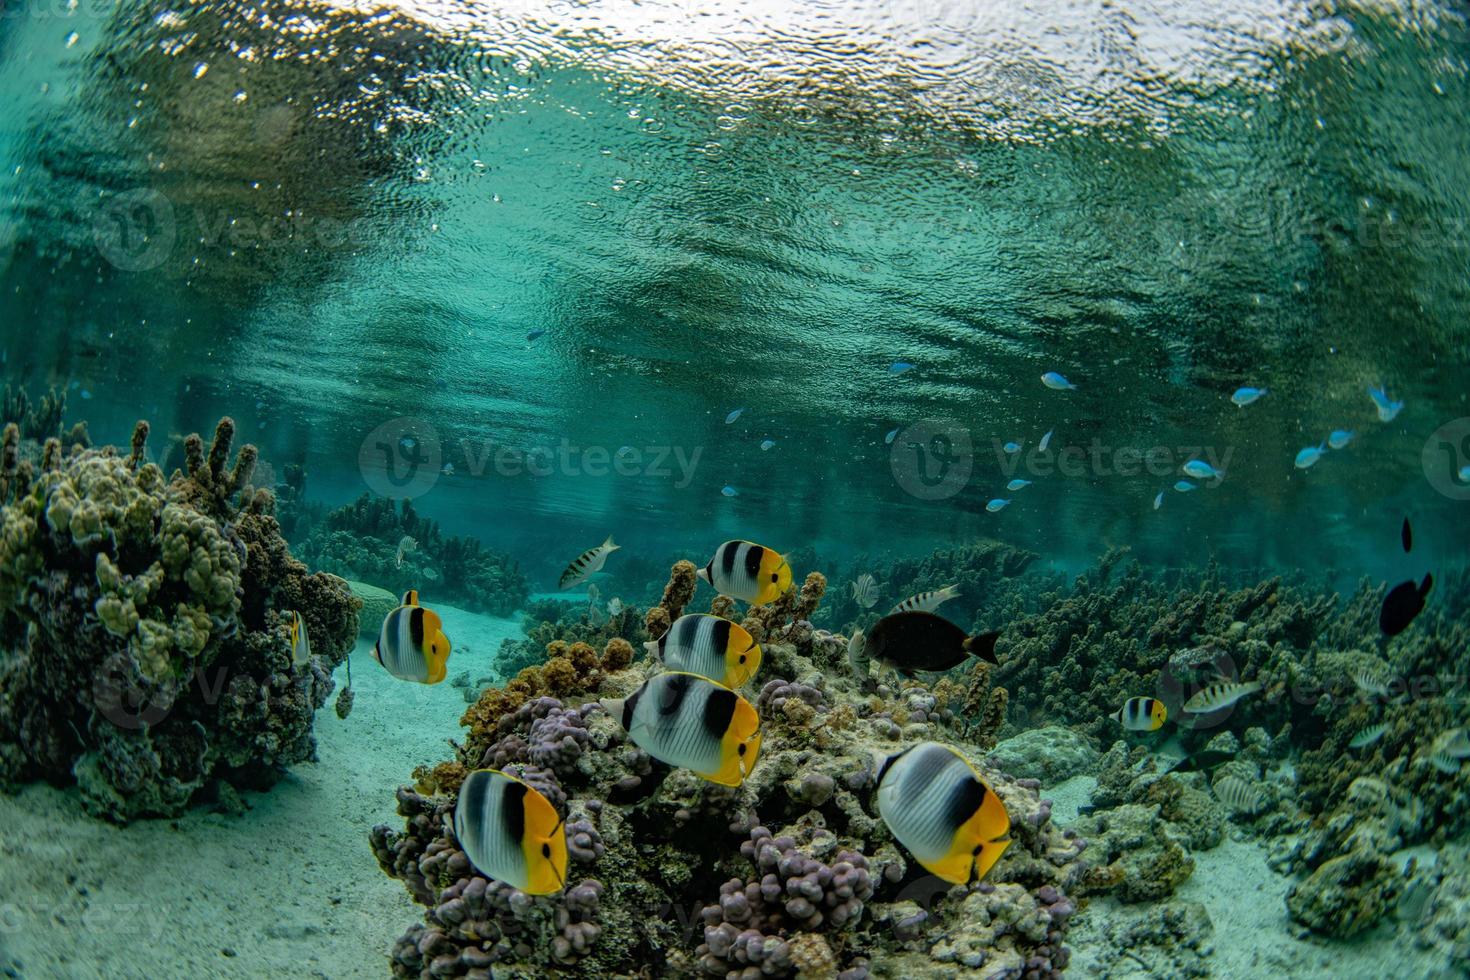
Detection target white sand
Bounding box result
[0,603,521,979]
[1067,833,1446,978]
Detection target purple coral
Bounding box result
[758,678,828,714]
[697,827,874,977]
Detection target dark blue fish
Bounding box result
[1381,574,1432,636]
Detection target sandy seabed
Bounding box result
[0,601,1435,979]
[0,603,519,980]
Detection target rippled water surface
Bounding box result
[1,0,1468,578]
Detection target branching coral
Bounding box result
[0,417,357,820]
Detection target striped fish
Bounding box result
[645,614,762,688]
[1441,728,1470,759]
[558,536,620,590]
[891,584,960,615]
[288,610,311,668]
[1348,723,1389,749]
[453,769,568,895]
[1213,775,1265,815]
[373,593,451,684]
[697,540,791,606]
[850,574,879,609]
[1183,680,1262,714]
[1352,668,1390,698]
[876,741,1011,885]
[1112,696,1166,731]
[602,672,762,786]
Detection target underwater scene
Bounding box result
[2,0,1470,977]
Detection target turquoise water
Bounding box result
[2,1,1470,977]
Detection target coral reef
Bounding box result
[0,418,358,820]
[817,540,1039,634]
[347,579,401,638]
[294,493,528,617]
[373,559,1092,978]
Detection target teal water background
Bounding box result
[1,0,1468,590]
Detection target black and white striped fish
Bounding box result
[601,672,762,786]
[697,540,791,606]
[453,768,568,895]
[373,592,451,684]
[850,574,879,609]
[645,614,762,688]
[558,536,620,590]
[876,741,1011,885]
[1112,696,1166,731]
[890,584,960,615]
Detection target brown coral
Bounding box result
[646,559,697,637]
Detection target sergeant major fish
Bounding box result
[891,584,961,614]
[559,535,620,590]
[1183,680,1262,714]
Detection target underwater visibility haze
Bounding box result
[1,0,1470,977]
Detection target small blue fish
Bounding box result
[1153,491,1164,510]
[885,428,899,445]
[526,328,546,342]
[1182,460,1220,480]
[1003,441,1021,454]
[441,463,455,476]
[1459,465,1470,483]
[1174,480,1196,492]
[1038,429,1053,452]
[80,389,92,400]
[1006,478,1031,491]
[721,485,739,497]
[1328,429,1355,450]
[725,408,744,424]
[1295,444,1326,469]
[1041,371,1077,391]
[1231,386,1267,407]
[985,498,1010,513]
[760,440,776,451]
[890,362,915,375]
[1367,385,1403,422]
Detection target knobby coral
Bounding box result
[373,560,1091,978]
[0,417,358,820]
